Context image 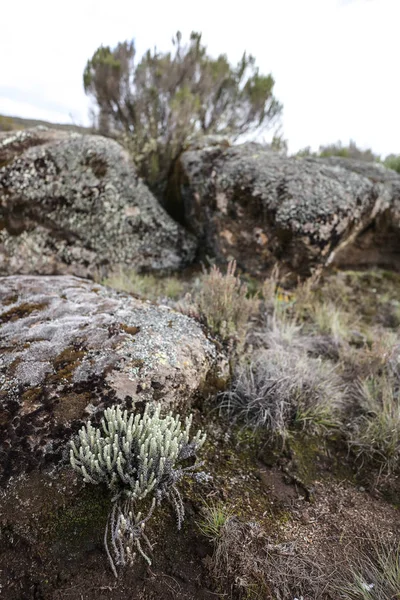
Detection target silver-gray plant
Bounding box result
[219,348,344,440]
[70,404,207,577]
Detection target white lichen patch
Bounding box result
[0,129,196,277]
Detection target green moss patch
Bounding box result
[47,485,110,554]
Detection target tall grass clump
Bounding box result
[220,348,343,441]
[309,301,352,343]
[256,311,305,353]
[181,260,259,345]
[335,536,400,600]
[197,501,234,542]
[349,372,400,472]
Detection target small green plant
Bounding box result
[70,404,207,576]
[197,501,234,542]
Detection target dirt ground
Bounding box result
[1,268,400,599]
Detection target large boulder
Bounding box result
[317,157,400,271]
[0,275,217,482]
[171,141,399,277]
[0,128,196,278]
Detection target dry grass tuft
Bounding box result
[210,518,330,599]
[179,260,259,345]
[219,347,344,441]
[102,268,184,301]
[309,301,352,343]
[257,312,304,352]
[334,536,400,600]
[349,372,400,472]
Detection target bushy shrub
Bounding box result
[295,146,316,158]
[219,348,343,440]
[70,404,207,576]
[295,141,379,162]
[318,140,379,162]
[176,260,259,348]
[383,154,400,174]
[84,32,282,197]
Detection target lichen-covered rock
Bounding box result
[0,128,196,277]
[317,157,400,271]
[173,141,399,277]
[0,275,217,481]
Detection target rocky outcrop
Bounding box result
[317,157,400,271]
[0,275,217,481]
[0,128,196,278]
[172,141,400,277]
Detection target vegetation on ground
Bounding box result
[102,268,185,301]
[197,501,234,542]
[295,139,400,173]
[335,536,400,600]
[219,347,343,441]
[383,153,400,174]
[350,371,400,472]
[0,113,90,134]
[69,404,207,576]
[3,258,399,598]
[185,260,259,346]
[3,25,400,596]
[103,263,400,477]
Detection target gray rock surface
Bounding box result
[0,275,217,481]
[0,128,196,277]
[316,157,400,270]
[173,142,399,276]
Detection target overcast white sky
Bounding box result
[1,0,399,156]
